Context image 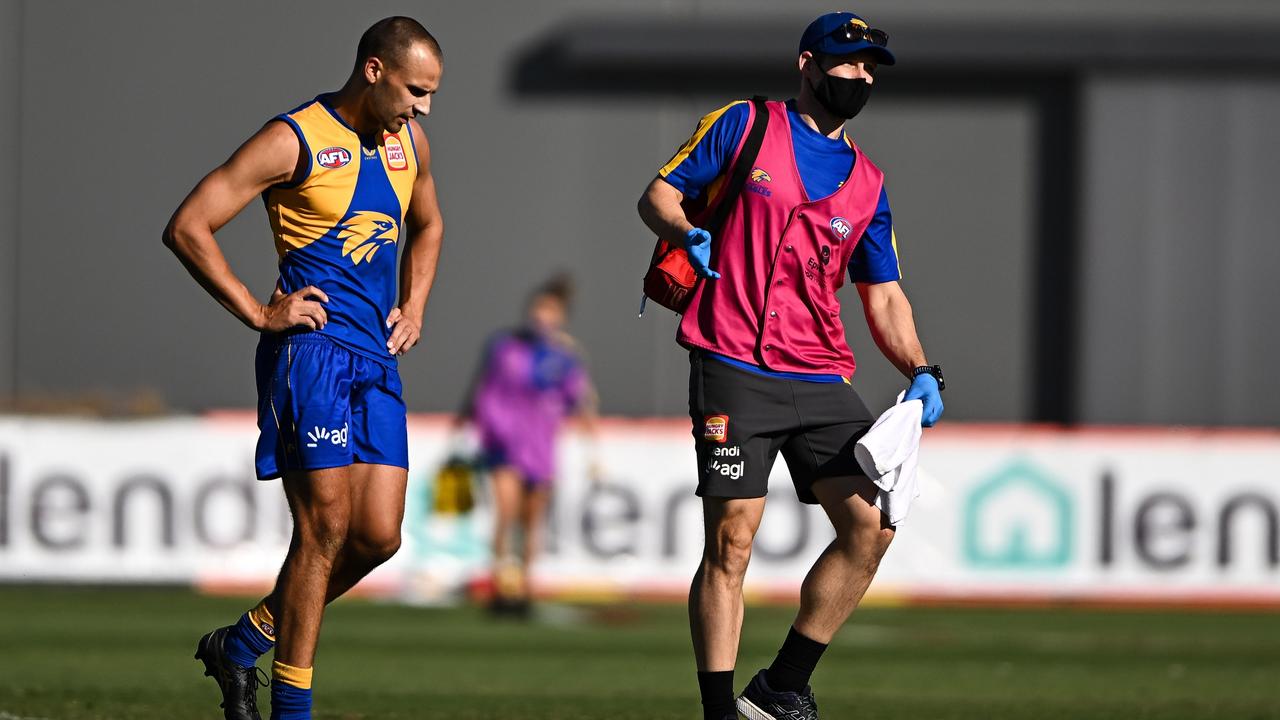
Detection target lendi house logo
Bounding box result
[961,458,1280,573]
[963,460,1073,568]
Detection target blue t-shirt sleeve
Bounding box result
[561,353,590,411]
[848,186,901,283]
[657,101,751,200]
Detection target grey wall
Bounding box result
[3,0,1279,426]
[836,100,1034,419]
[0,0,19,401]
[1080,77,1280,425]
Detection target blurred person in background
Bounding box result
[637,11,944,720]
[163,16,444,720]
[454,273,599,617]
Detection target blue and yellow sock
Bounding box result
[270,660,313,720]
[223,599,276,668]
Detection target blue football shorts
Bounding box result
[254,333,409,480]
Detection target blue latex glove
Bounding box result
[683,227,721,279]
[903,373,944,427]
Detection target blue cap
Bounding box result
[798,12,895,65]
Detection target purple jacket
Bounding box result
[471,329,588,482]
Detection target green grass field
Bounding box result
[0,587,1276,720]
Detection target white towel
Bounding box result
[854,392,922,525]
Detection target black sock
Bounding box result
[697,670,736,720]
[765,626,828,693]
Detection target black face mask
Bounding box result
[809,70,872,119]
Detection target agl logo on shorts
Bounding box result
[704,415,728,443]
[317,146,352,169]
[305,423,348,449]
[707,458,745,480]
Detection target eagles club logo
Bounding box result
[746,167,774,197]
[830,217,853,241]
[338,211,399,265]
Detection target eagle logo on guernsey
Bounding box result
[750,167,772,183]
[338,211,399,265]
[830,217,853,241]
[704,415,729,443]
[316,146,352,169]
[384,135,408,171]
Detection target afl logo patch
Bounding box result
[383,135,408,171]
[830,217,852,241]
[317,146,351,169]
[704,415,729,443]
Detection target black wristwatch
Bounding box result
[911,364,945,391]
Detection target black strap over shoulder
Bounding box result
[704,95,769,236]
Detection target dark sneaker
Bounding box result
[736,669,819,720]
[195,626,267,720]
[488,595,534,620]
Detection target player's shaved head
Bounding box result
[345,16,443,135]
[355,16,442,70]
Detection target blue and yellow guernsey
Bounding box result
[264,94,418,365]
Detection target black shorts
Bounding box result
[688,352,874,505]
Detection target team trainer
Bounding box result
[637,11,944,720]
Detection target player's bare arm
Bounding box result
[637,177,695,241]
[163,121,330,332]
[385,119,444,356]
[856,280,928,376]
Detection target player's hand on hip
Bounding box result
[386,307,421,356]
[903,373,944,427]
[683,227,721,280]
[257,285,328,332]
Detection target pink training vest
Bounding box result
[678,100,886,377]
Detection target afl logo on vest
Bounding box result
[830,217,852,241]
[383,135,408,171]
[316,146,352,169]
[704,415,729,443]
